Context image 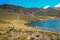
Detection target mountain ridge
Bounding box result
[0,4,60,17]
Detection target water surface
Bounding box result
[30,18,60,33]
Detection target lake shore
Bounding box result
[25,16,60,34]
[0,19,60,40]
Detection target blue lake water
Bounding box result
[30,18,60,33]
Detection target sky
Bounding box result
[0,0,60,8]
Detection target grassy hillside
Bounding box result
[0,9,60,40]
[0,19,60,40]
[0,4,60,40]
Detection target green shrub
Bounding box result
[16,35,27,40]
[0,19,11,24]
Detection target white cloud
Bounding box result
[43,5,49,9]
[55,3,60,7]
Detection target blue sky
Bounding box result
[0,0,60,8]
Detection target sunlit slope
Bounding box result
[0,9,59,32]
[0,9,39,31]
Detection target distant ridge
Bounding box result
[0,4,25,12]
[0,4,60,17]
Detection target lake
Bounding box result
[30,18,60,33]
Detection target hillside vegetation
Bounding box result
[0,4,60,40]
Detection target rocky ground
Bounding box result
[0,25,60,40]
